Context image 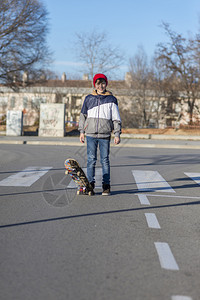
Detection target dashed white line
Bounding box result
[138,194,150,205]
[145,213,161,229]
[134,174,193,300]
[154,242,179,270]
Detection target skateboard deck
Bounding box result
[64,158,94,195]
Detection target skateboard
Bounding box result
[64,158,95,196]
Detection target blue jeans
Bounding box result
[86,136,110,185]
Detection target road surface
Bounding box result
[0,142,199,300]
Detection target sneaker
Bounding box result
[102,184,110,196]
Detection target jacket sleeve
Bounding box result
[112,99,121,138]
[78,113,87,133]
[78,97,87,133]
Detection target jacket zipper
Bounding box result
[96,96,100,136]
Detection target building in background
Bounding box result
[0,72,199,131]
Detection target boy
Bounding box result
[78,73,121,195]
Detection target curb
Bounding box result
[26,141,84,146]
[1,139,200,150]
[120,133,200,141]
[115,143,200,150]
[0,140,84,146]
[0,140,25,144]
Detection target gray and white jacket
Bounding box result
[78,90,121,139]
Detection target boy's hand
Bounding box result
[114,137,120,145]
[80,133,85,143]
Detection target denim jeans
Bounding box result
[86,136,110,185]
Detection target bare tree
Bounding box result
[150,55,180,127]
[0,0,51,86]
[156,22,200,124]
[128,46,148,126]
[118,97,142,128]
[74,30,124,80]
[128,46,165,128]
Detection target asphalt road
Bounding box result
[0,143,200,300]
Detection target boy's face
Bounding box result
[95,79,106,94]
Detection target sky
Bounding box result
[43,0,200,80]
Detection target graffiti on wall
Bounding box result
[39,104,65,137]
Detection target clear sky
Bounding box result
[43,0,200,79]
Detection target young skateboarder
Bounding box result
[78,73,121,195]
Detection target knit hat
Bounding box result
[93,73,108,87]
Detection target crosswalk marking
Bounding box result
[132,170,175,193]
[0,167,52,187]
[1,167,199,194]
[184,172,200,185]
[67,168,102,189]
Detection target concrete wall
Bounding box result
[6,110,23,136]
[39,103,65,137]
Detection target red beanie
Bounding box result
[93,73,108,87]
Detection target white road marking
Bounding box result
[139,193,200,199]
[145,213,161,229]
[0,167,52,187]
[154,242,179,270]
[132,170,175,193]
[171,296,193,300]
[184,172,200,185]
[67,168,102,189]
[138,194,150,205]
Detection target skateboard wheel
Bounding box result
[77,188,84,195]
[65,170,69,175]
[88,191,93,196]
[77,171,81,177]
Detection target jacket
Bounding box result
[78,90,121,138]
